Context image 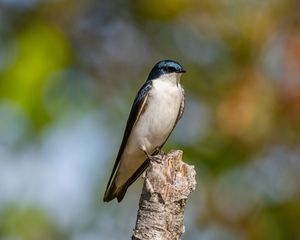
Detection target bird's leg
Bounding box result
[142,148,152,159]
[142,148,162,164]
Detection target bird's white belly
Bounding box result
[129,80,182,154]
[116,79,183,187]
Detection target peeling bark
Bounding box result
[132,150,196,240]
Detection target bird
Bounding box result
[103,60,186,202]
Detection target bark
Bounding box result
[132,150,196,240]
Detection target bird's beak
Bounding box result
[177,69,186,73]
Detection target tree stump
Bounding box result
[132,150,196,240]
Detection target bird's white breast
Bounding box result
[132,77,183,153]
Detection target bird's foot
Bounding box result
[148,155,162,164]
[142,148,162,163]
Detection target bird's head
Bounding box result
[147,60,186,81]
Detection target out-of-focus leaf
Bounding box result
[0,21,71,128]
[0,207,67,240]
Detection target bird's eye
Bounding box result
[164,66,175,73]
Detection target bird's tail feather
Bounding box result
[103,159,150,203]
[103,180,117,202]
[103,179,129,203]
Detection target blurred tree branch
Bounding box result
[132,150,196,240]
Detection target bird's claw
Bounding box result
[149,155,162,164]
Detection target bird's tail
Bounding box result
[103,159,151,203]
[103,178,129,202]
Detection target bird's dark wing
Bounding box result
[103,81,152,202]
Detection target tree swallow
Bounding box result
[103,60,186,202]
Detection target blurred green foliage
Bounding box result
[0,207,66,240]
[0,21,71,127]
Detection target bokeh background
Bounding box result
[1,0,300,239]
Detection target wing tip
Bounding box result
[103,182,127,203]
[103,182,117,202]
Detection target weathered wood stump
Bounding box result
[132,150,196,240]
